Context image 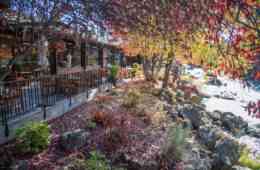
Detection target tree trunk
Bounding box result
[151,55,157,78]
[143,58,151,81]
[155,56,163,78]
[143,57,154,81]
[162,54,174,89]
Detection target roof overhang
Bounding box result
[0,0,10,10]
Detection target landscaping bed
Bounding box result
[1,79,259,170]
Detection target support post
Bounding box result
[5,122,9,137]
[50,49,57,75]
[98,47,104,68]
[81,41,86,70]
[1,108,9,137]
[43,104,47,120]
[3,110,9,137]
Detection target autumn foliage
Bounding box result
[104,0,260,78]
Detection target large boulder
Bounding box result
[178,104,209,129]
[246,124,260,138]
[207,77,222,86]
[207,110,221,122]
[164,104,179,121]
[60,129,89,151]
[198,125,223,150]
[213,137,241,170]
[221,112,248,137]
[182,148,212,170]
[12,160,29,170]
[182,138,213,170]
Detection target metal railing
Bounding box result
[0,68,113,137]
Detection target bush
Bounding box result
[162,124,190,162]
[109,64,119,86]
[131,63,141,78]
[239,149,260,170]
[66,151,126,170]
[66,158,88,170]
[85,119,97,130]
[190,95,202,104]
[110,64,119,79]
[15,122,51,154]
[123,90,141,108]
[86,151,110,170]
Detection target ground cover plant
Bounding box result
[15,122,51,154]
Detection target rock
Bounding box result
[182,139,212,170]
[17,160,28,170]
[178,104,208,129]
[182,149,212,170]
[164,104,178,120]
[60,129,89,151]
[198,125,223,150]
[221,112,248,137]
[207,77,222,86]
[231,165,252,170]
[12,160,29,170]
[246,124,260,138]
[207,110,221,122]
[213,138,241,170]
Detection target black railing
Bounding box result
[0,68,112,137]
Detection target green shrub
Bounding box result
[66,158,88,170]
[86,151,110,170]
[14,62,23,72]
[239,149,260,170]
[85,120,97,130]
[190,95,202,104]
[123,90,141,108]
[131,63,141,77]
[15,122,51,154]
[110,64,119,79]
[66,151,126,170]
[162,124,190,162]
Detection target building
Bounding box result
[0,0,9,10]
[0,10,125,80]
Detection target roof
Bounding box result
[0,1,10,10]
[87,39,121,51]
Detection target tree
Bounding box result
[104,0,260,80]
